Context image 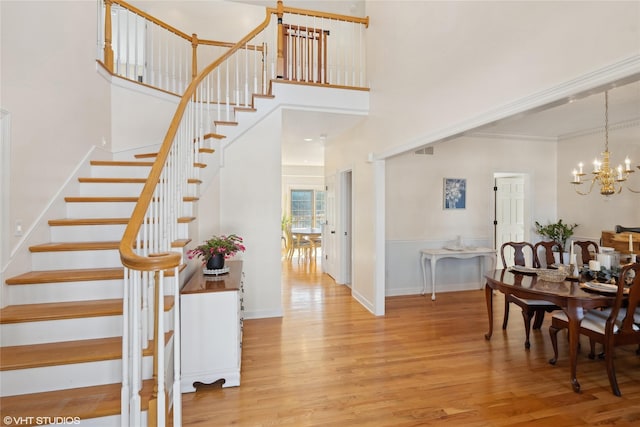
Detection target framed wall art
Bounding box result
[443,178,466,210]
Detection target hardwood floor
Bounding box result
[181,260,640,426]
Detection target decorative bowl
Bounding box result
[536,269,567,282]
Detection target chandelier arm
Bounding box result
[573,178,596,196]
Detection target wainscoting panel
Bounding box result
[385,238,492,297]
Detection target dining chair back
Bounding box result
[283,225,311,261]
[549,262,640,396]
[499,241,559,349]
[572,240,600,266]
[534,241,563,268]
[500,241,535,269]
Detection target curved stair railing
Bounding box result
[98,1,368,425]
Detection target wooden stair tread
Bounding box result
[199,147,215,154]
[0,380,153,423]
[1,337,123,370]
[1,333,171,371]
[48,217,195,226]
[65,196,139,203]
[235,107,256,113]
[65,196,198,203]
[203,132,226,140]
[0,297,174,324]
[134,152,158,159]
[78,177,148,183]
[90,160,154,167]
[49,218,129,226]
[29,238,189,252]
[29,241,120,252]
[6,267,124,285]
[214,120,238,126]
[6,265,184,285]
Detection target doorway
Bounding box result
[494,173,530,268]
[339,170,353,286]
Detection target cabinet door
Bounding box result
[181,290,239,374]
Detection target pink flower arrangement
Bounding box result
[187,234,246,264]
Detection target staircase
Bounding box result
[0,83,285,424]
[0,157,194,425]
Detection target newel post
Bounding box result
[191,33,199,81]
[103,0,114,72]
[276,0,284,78]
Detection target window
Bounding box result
[290,189,326,228]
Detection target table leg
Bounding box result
[430,257,437,301]
[484,284,494,340]
[420,254,427,295]
[565,302,584,393]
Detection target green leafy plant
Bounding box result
[534,219,578,249]
[187,234,246,264]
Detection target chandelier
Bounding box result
[570,91,638,195]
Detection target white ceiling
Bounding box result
[281,78,640,166]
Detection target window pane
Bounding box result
[315,191,326,227]
[291,190,313,228]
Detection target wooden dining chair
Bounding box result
[548,262,640,396]
[500,242,560,349]
[283,226,311,261]
[572,240,599,266]
[534,240,563,268]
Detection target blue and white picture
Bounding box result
[443,178,466,209]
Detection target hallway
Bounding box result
[181,261,640,426]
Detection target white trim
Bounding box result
[374,55,640,160]
[373,159,385,316]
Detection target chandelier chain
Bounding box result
[604,91,609,152]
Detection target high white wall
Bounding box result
[324,0,640,312]
[219,110,283,319]
[1,1,111,255]
[384,136,557,295]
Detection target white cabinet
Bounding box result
[180,260,243,393]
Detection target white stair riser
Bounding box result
[79,182,144,197]
[91,165,152,179]
[6,279,124,305]
[67,202,136,218]
[0,357,154,396]
[79,182,199,198]
[50,224,126,243]
[1,311,174,346]
[32,249,121,271]
[2,317,123,346]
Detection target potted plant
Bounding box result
[187,234,246,271]
[534,219,578,250]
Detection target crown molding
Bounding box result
[375,54,640,160]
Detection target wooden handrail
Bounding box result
[280,4,369,27]
[119,8,276,272]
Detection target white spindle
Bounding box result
[244,45,249,106]
[120,267,131,427]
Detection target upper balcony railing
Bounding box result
[97,0,369,97]
[96,1,368,426]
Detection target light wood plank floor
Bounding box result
[181,260,640,426]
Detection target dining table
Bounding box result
[290,227,322,257]
[484,268,618,393]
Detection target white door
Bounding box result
[495,175,525,268]
[340,170,352,286]
[323,173,338,278]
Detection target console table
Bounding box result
[420,247,496,300]
[180,260,244,393]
